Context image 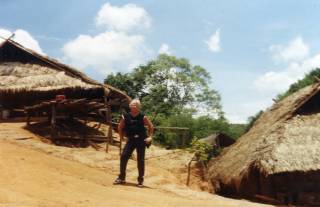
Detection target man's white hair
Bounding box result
[129,99,141,109]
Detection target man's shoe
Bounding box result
[137,182,144,187]
[113,178,126,185]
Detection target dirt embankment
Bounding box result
[0,122,272,207]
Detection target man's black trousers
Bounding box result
[119,138,146,183]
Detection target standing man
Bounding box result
[114,99,154,187]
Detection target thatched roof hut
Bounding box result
[207,82,320,205]
[0,38,130,109]
[200,133,235,149]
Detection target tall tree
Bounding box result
[105,54,222,118]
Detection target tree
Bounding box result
[105,54,222,119]
[103,72,136,98]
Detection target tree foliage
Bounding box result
[227,123,247,139]
[105,54,222,118]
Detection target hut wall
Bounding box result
[238,168,261,197]
[215,169,320,205]
[246,171,320,205]
[270,171,320,205]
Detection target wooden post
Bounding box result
[104,96,113,153]
[107,103,113,145]
[182,131,186,148]
[50,102,56,140]
[83,116,87,140]
[108,124,113,149]
[186,154,197,186]
[26,112,31,126]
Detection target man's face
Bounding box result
[130,104,139,114]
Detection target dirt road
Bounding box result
[0,122,272,207]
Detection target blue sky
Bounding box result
[1,0,320,123]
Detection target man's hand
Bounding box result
[144,137,152,144]
[122,136,128,142]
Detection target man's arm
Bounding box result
[118,116,125,142]
[143,116,154,143]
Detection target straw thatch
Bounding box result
[0,39,130,108]
[0,62,99,92]
[207,83,320,203]
[0,38,101,86]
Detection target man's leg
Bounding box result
[118,141,135,181]
[136,142,146,185]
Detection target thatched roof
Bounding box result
[0,62,100,92]
[0,39,102,87]
[208,83,320,189]
[0,39,131,106]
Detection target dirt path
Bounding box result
[0,122,272,207]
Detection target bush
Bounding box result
[189,138,213,162]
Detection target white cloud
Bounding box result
[269,36,309,62]
[62,31,149,74]
[158,43,171,54]
[255,54,320,93]
[254,37,320,93]
[238,36,316,126]
[225,99,272,124]
[63,3,152,76]
[206,29,221,52]
[0,29,11,39]
[95,3,151,32]
[0,28,44,55]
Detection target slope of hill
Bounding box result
[0,122,272,207]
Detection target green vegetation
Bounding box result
[189,138,213,162]
[152,113,241,148]
[228,123,247,138]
